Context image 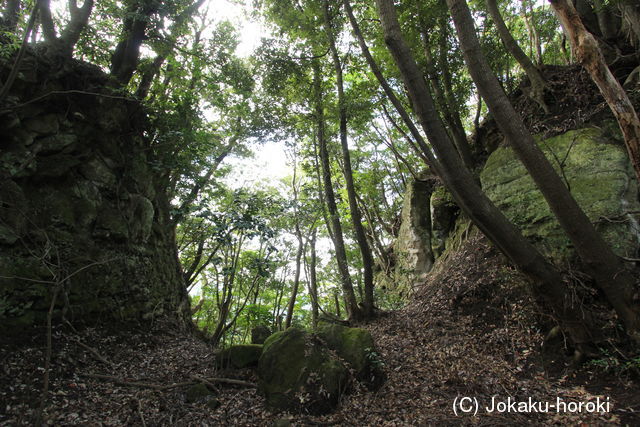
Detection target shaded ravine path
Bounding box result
[2,233,639,425]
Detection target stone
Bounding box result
[38,134,78,154]
[24,114,59,135]
[185,383,216,404]
[316,323,385,390]
[251,325,272,344]
[394,179,435,296]
[129,195,154,243]
[480,126,640,262]
[257,328,349,414]
[94,205,129,241]
[216,344,263,369]
[430,185,459,258]
[36,154,81,177]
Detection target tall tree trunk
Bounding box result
[308,230,319,329]
[312,59,361,321]
[322,0,375,318]
[450,0,640,344]
[550,0,640,187]
[485,0,549,113]
[371,0,594,350]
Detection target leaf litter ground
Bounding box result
[2,230,639,425]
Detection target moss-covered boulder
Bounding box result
[316,323,385,390]
[217,344,263,369]
[185,383,217,404]
[257,327,349,414]
[480,126,640,262]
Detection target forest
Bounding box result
[1,0,640,424]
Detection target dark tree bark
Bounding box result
[312,59,361,321]
[371,0,594,350]
[550,0,640,187]
[110,0,160,86]
[322,0,375,318]
[38,0,93,57]
[485,0,549,113]
[449,0,640,344]
[135,0,205,99]
[307,230,319,329]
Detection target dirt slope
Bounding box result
[2,229,638,425]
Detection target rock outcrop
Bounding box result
[394,178,435,295]
[0,53,190,330]
[480,125,640,262]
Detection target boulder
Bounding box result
[257,328,348,414]
[251,325,272,344]
[316,323,385,390]
[185,383,217,404]
[216,344,263,369]
[480,126,640,262]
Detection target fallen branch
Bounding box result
[80,373,257,390]
[69,336,114,368]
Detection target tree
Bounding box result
[447,0,640,344]
[321,0,375,318]
[371,0,593,349]
[550,0,640,187]
[485,0,549,113]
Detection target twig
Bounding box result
[34,283,61,425]
[189,374,219,394]
[203,377,257,388]
[68,336,114,368]
[0,90,135,111]
[80,373,257,390]
[136,396,147,427]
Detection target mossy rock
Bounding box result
[480,126,640,263]
[316,323,385,390]
[217,344,263,369]
[258,327,349,414]
[185,383,216,404]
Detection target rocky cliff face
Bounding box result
[0,53,190,330]
[390,123,639,297]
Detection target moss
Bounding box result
[257,327,349,414]
[217,344,263,369]
[480,126,640,263]
[316,323,385,390]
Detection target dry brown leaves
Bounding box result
[1,234,639,425]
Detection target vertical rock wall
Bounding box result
[0,53,190,330]
[393,178,435,295]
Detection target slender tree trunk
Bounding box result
[284,224,304,328]
[322,0,375,318]
[485,0,549,113]
[421,28,475,170]
[450,0,640,344]
[550,0,640,187]
[372,0,594,350]
[308,230,319,329]
[312,59,361,321]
